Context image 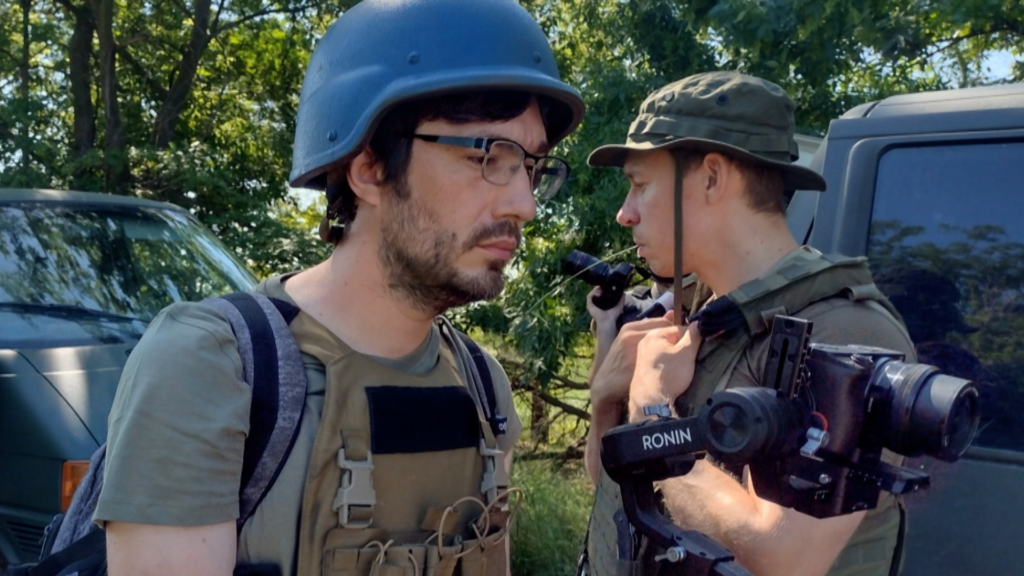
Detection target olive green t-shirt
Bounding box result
[94,274,522,576]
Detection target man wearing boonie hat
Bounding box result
[581,72,916,576]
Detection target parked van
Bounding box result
[0,189,256,567]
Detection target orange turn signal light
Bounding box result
[61,460,91,512]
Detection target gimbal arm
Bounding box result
[602,417,754,576]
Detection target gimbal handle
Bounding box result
[602,416,753,576]
[616,472,754,576]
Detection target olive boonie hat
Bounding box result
[588,71,826,191]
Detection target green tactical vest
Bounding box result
[289,312,509,576]
[584,249,908,576]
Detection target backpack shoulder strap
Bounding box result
[205,292,307,531]
[433,317,507,504]
[19,528,106,576]
[21,442,110,576]
[454,331,507,437]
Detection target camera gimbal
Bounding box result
[600,315,979,575]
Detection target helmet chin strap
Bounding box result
[673,153,685,327]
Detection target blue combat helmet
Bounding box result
[289,0,586,190]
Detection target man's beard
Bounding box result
[378,180,521,315]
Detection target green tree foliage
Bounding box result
[0,0,341,272]
[1,0,1021,451]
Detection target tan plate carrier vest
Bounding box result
[291,313,511,576]
[584,250,908,576]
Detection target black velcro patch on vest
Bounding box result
[365,386,481,454]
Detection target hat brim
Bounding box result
[588,137,826,192]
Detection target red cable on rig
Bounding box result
[811,411,829,431]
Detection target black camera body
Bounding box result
[602,315,980,549]
[696,316,979,518]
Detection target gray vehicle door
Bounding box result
[805,112,1024,575]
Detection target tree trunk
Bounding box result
[19,0,31,173]
[531,391,550,445]
[152,0,212,149]
[66,1,96,189]
[91,0,129,193]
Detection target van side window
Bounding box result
[867,140,1024,452]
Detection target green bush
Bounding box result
[510,460,593,576]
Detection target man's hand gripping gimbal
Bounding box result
[600,316,980,576]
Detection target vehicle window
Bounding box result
[0,203,256,339]
[867,140,1024,452]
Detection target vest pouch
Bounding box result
[369,544,427,576]
[424,542,461,576]
[323,547,379,576]
[453,537,502,576]
[321,526,389,576]
[474,507,510,546]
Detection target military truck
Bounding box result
[787,82,1024,575]
[0,189,257,567]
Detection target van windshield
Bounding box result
[0,202,256,339]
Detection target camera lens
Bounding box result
[699,388,802,464]
[880,361,980,461]
[941,380,979,458]
[560,250,611,287]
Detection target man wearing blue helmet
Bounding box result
[94,1,584,575]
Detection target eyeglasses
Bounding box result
[410,134,570,201]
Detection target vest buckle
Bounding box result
[333,448,376,528]
[478,439,503,505]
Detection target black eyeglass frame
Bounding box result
[409,134,571,199]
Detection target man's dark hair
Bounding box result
[321,90,549,245]
[672,149,786,216]
[732,156,786,215]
